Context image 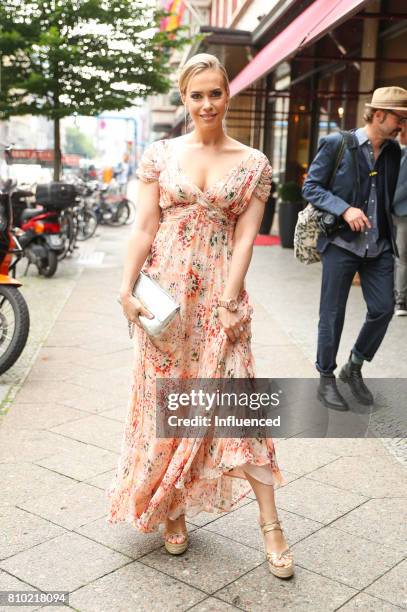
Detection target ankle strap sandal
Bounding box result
[259,520,294,579]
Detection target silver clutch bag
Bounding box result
[127,272,180,338]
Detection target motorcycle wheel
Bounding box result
[124,199,136,225]
[77,209,98,241]
[108,201,130,226]
[38,249,58,278]
[0,285,30,375]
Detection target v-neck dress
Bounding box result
[106,139,282,533]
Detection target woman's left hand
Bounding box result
[218,307,247,343]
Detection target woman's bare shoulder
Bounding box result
[226,138,269,160]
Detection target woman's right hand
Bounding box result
[120,294,154,329]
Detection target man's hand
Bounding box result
[342,207,372,232]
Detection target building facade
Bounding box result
[153,0,407,189]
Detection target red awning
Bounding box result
[229,0,368,97]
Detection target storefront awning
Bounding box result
[229,0,368,97]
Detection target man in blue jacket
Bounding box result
[303,87,407,411]
[393,123,407,315]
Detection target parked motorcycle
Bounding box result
[12,183,77,275]
[13,202,62,277]
[0,180,30,375]
[35,182,79,261]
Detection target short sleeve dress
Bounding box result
[107,139,282,533]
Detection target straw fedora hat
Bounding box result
[365,86,407,112]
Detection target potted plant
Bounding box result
[277,181,304,248]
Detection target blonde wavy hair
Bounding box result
[178,53,230,100]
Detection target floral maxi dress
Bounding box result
[106,139,282,533]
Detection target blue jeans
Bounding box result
[316,244,394,375]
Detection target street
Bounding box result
[0,209,406,611]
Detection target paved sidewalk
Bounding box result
[0,223,406,611]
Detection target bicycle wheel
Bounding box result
[108,200,130,226]
[58,211,75,260]
[125,199,136,224]
[0,285,30,375]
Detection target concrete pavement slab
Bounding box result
[25,362,76,382]
[50,413,124,453]
[0,569,39,612]
[75,336,130,354]
[68,561,207,612]
[292,526,403,590]
[188,598,240,611]
[13,380,119,413]
[337,592,405,610]
[18,482,108,530]
[65,366,132,397]
[140,529,264,595]
[0,257,85,414]
[0,428,89,464]
[273,438,339,476]
[73,348,134,371]
[35,444,119,481]
[254,344,315,378]
[317,437,394,459]
[331,498,407,553]
[0,462,75,508]
[85,468,116,490]
[185,495,253,528]
[0,531,130,592]
[75,516,165,559]
[32,346,100,367]
[366,559,407,609]
[307,455,407,498]
[0,507,65,561]
[275,476,367,524]
[215,563,357,611]
[0,402,89,431]
[99,403,129,423]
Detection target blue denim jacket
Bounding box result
[393,147,407,217]
[302,130,401,255]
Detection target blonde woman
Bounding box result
[107,53,294,579]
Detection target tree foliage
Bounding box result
[0,1,191,178]
[0,0,190,120]
[64,125,96,157]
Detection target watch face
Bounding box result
[229,300,238,312]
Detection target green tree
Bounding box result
[64,125,96,158]
[0,1,189,179]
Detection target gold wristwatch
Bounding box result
[218,298,238,312]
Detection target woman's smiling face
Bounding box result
[183,68,229,130]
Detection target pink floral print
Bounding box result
[106,139,282,533]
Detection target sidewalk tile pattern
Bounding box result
[0,226,404,611]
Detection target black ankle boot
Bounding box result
[317,375,349,411]
[339,354,374,405]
